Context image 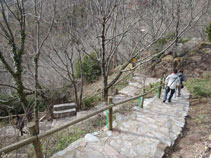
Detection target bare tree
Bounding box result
[0,0,32,121]
[43,33,84,111]
[0,0,57,127]
[31,0,56,130]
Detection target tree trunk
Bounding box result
[46,104,54,121]
[15,77,32,122]
[73,81,80,111]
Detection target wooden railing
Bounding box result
[0,112,45,120]
[0,78,163,158]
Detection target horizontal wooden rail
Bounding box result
[0,112,45,120]
[0,84,161,155]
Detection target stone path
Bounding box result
[51,74,190,158]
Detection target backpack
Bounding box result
[178,74,184,88]
[178,74,184,82]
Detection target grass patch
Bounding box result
[48,128,86,154]
[41,115,107,157]
[83,95,101,108]
[147,81,161,93]
[185,77,211,97]
[114,73,132,91]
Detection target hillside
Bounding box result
[143,40,211,158]
[144,40,211,78]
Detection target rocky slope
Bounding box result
[144,39,211,78]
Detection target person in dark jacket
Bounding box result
[177,69,187,96]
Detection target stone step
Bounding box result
[128,82,142,88]
[119,86,140,97]
[133,76,144,83]
[54,103,76,111]
[112,94,130,104]
[133,76,159,86]
[53,109,76,118]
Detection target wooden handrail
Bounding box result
[0,112,45,120]
[0,84,162,155]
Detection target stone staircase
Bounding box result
[53,103,77,119]
[119,73,159,97]
[51,74,190,158]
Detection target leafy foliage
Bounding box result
[83,95,101,108]
[156,32,176,45]
[205,22,211,42]
[0,93,46,116]
[75,52,101,82]
[185,76,211,97]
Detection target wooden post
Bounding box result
[140,88,145,108]
[158,78,163,98]
[108,97,113,130]
[27,122,44,158]
[132,57,136,77]
[163,74,166,89]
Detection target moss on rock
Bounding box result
[162,55,174,62]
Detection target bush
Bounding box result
[205,22,211,42]
[75,52,101,82]
[157,32,175,45]
[83,96,100,108]
[185,78,211,97]
[0,93,47,117]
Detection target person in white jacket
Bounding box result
[163,69,180,103]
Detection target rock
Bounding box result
[85,134,100,143]
[162,55,174,62]
[92,132,99,136]
[191,56,202,62]
[106,131,112,137]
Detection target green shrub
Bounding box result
[205,22,211,42]
[157,32,175,45]
[83,96,100,108]
[185,78,211,97]
[75,52,101,82]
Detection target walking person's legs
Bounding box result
[178,86,181,96]
[168,89,175,102]
[163,87,170,102]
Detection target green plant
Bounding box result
[157,32,176,46]
[115,74,132,90]
[185,78,211,97]
[75,52,101,82]
[83,95,100,108]
[205,22,211,42]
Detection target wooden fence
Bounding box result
[0,79,163,158]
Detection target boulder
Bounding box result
[85,134,100,143]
